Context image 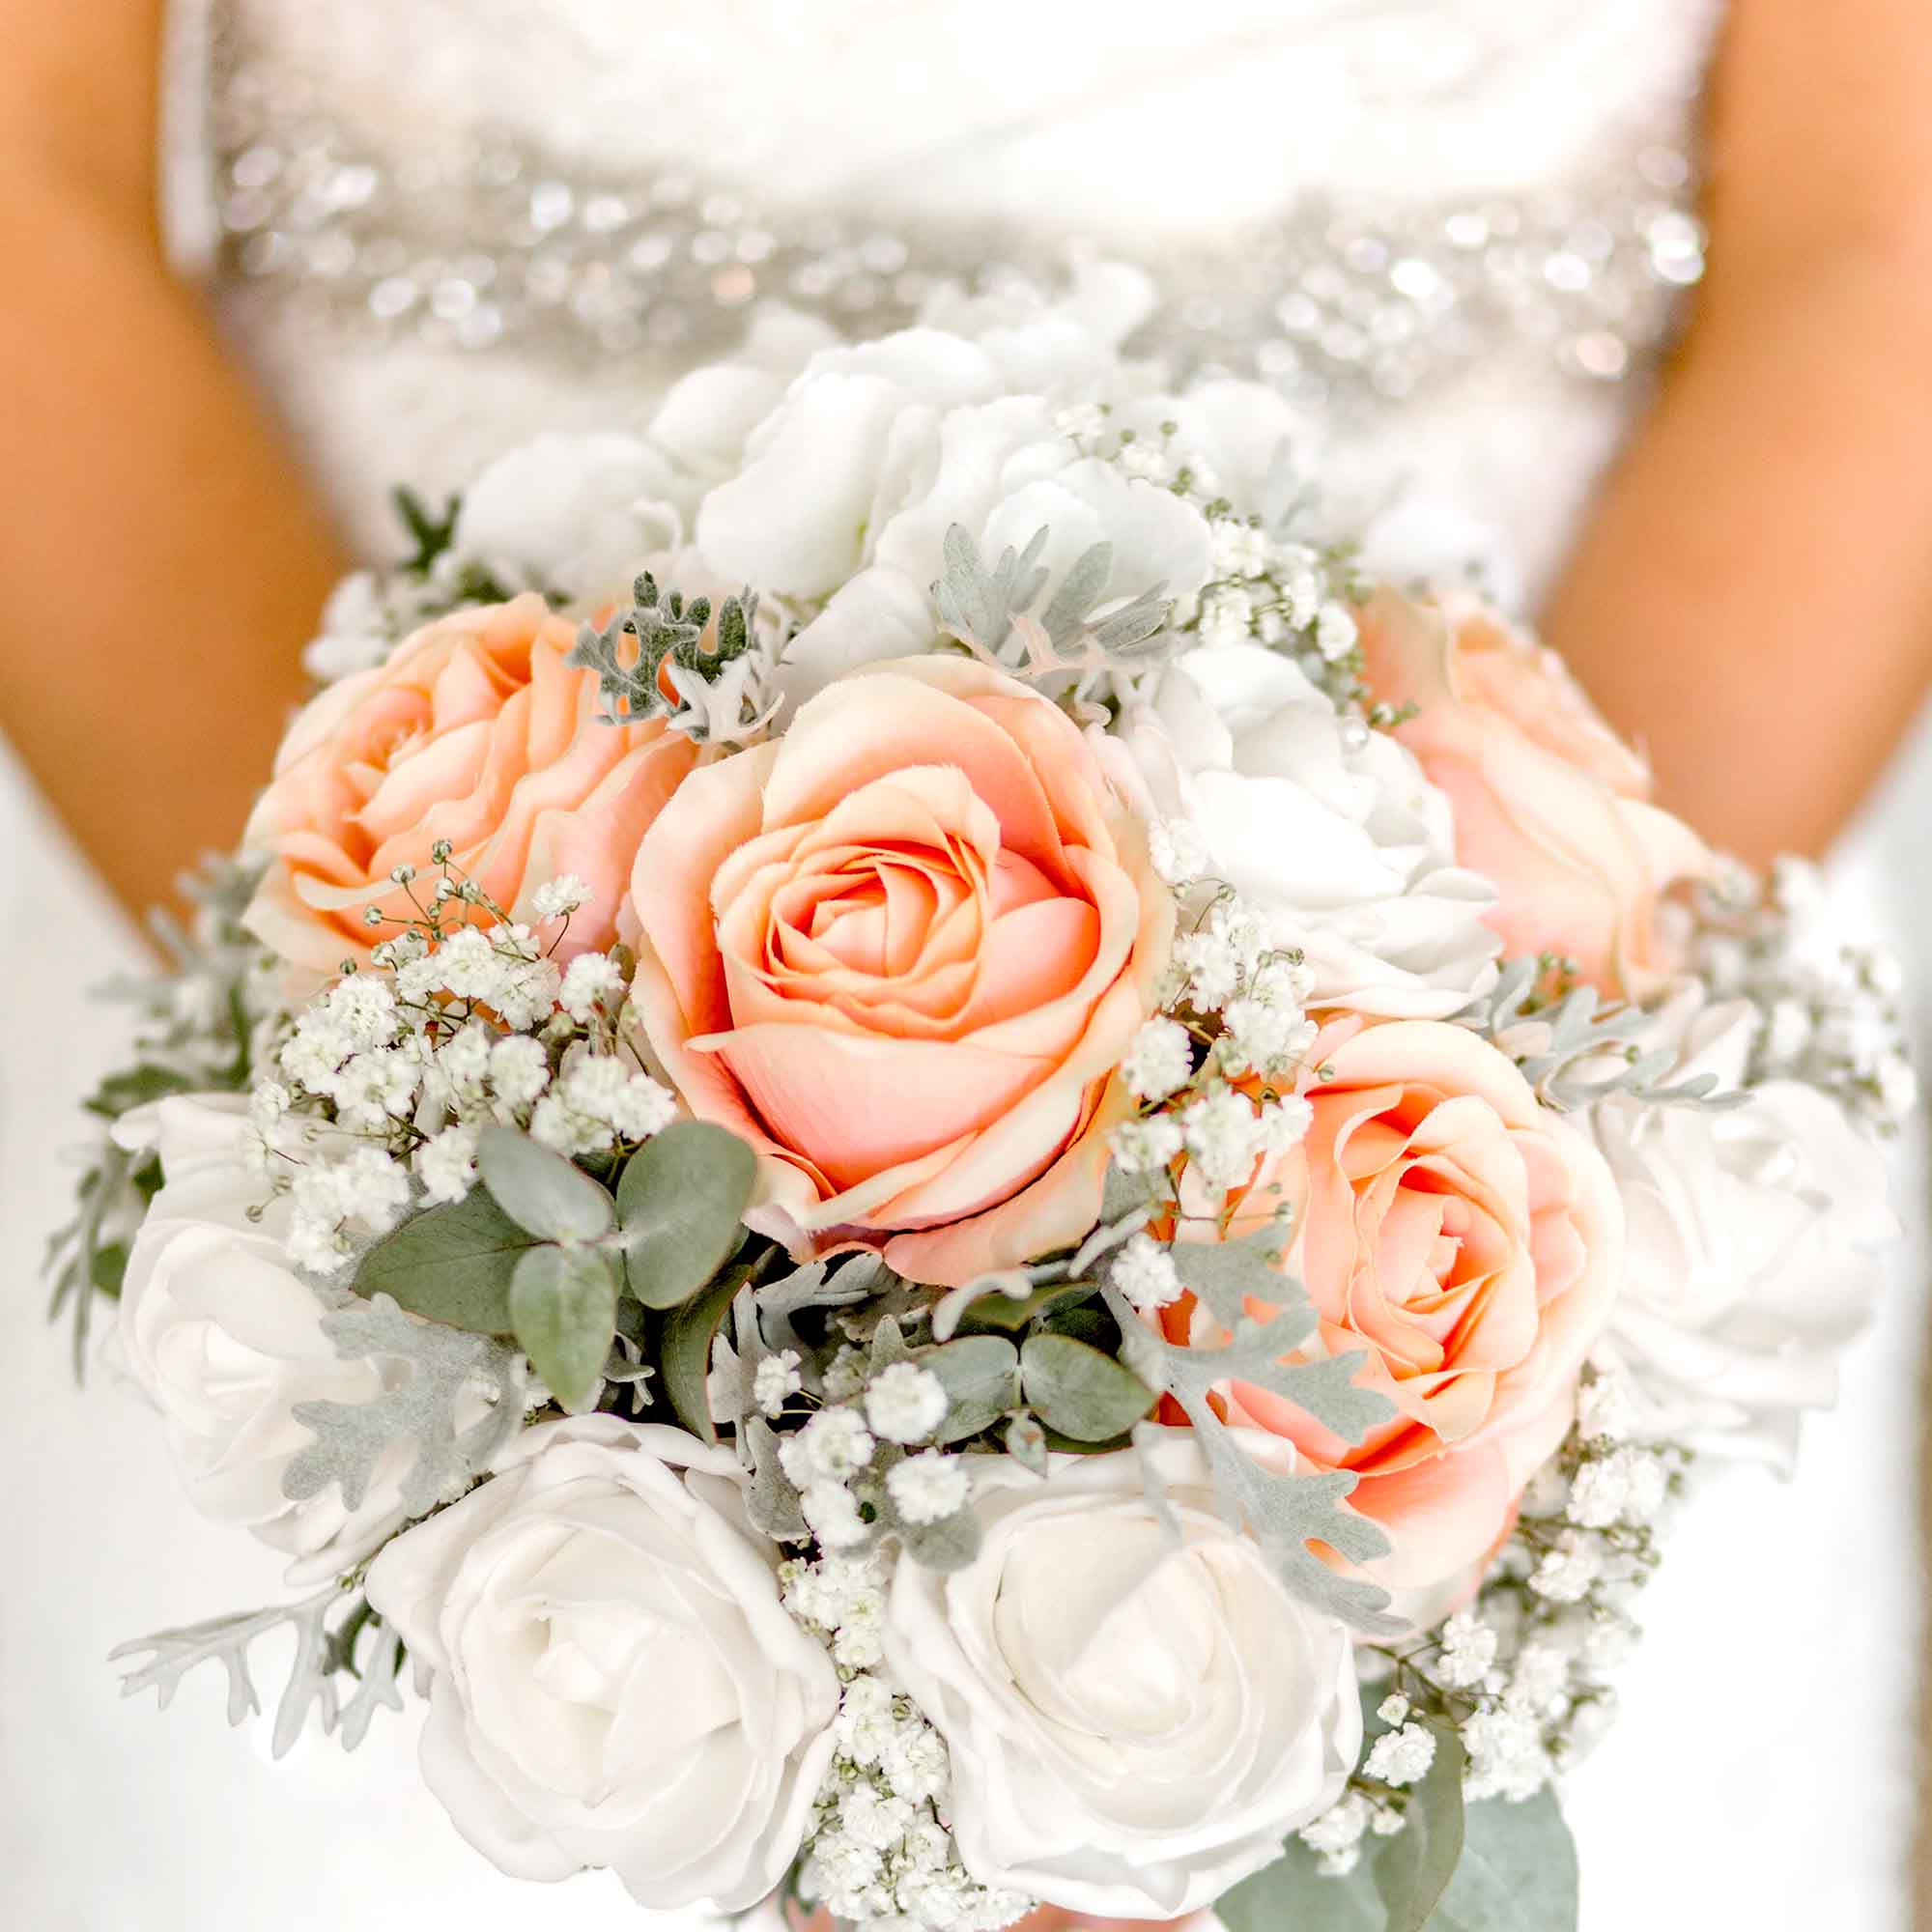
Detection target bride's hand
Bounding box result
[0,0,344,920]
[1546,0,1932,864]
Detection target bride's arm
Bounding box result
[0,0,345,916]
[1545,0,1932,867]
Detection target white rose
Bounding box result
[1104,639,1499,1016]
[883,1436,1359,1919]
[452,432,686,603]
[115,1094,435,1583]
[365,1414,838,1912]
[1585,994,1897,1466]
[683,297,1215,710]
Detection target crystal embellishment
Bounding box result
[198,16,1707,411]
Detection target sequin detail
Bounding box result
[203,24,1706,408]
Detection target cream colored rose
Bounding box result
[883,1439,1359,1920]
[627,654,1173,1288]
[244,594,696,976]
[365,1415,838,1912]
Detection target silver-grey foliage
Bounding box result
[111,1584,408,1759]
[282,1292,527,1520]
[934,524,1172,674]
[1106,1229,1403,1635]
[1457,957,1745,1113]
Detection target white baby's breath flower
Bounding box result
[1377,1693,1411,1727]
[1362,1721,1436,1788]
[529,873,592,923]
[802,1481,870,1551]
[1147,815,1212,888]
[416,1124,481,1204]
[1108,1115,1184,1176]
[486,1034,551,1112]
[753,1350,804,1419]
[1180,1086,1265,1190]
[1528,1530,1603,1605]
[286,1147,412,1274]
[558,951,627,1023]
[1314,600,1358,662]
[1112,1232,1182,1315]
[886,1451,969,1525]
[1121,1016,1195,1102]
[780,1406,877,1487]
[864,1363,949,1445]
[1434,1610,1498,1690]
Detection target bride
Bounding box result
[3,2,1926,1927]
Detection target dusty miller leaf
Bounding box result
[110,1585,407,1759]
[934,524,1172,676]
[1457,957,1745,1113]
[283,1293,526,1519]
[1105,1264,1401,1634]
[753,1253,885,1356]
[745,1415,810,1542]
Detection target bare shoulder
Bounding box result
[1,0,164,209]
[1710,0,1932,268]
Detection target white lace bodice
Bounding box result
[163,0,1723,591]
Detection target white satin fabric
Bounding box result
[4,4,1922,1929]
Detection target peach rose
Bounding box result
[245,594,696,974]
[628,656,1172,1288]
[1357,588,1715,999]
[1163,1014,1621,1590]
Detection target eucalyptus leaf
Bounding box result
[1375,1720,1467,1932]
[1020,1333,1157,1442]
[616,1122,757,1309]
[952,1281,1095,1336]
[1215,1833,1383,1932]
[352,1187,541,1334]
[922,1336,1021,1443]
[477,1127,615,1243]
[663,1266,751,1441]
[510,1244,619,1414]
[1425,1787,1579,1932]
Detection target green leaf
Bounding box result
[1020,1332,1157,1442]
[947,1279,1094,1336]
[1424,1787,1579,1931]
[662,1266,750,1442]
[615,1122,757,1309]
[478,1127,615,1243]
[89,1240,131,1297]
[353,1187,545,1333]
[922,1336,1021,1443]
[83,1064,201,1120]
[510,1244,619,1414]
[1215,1834,1382,1932]
[1375,1721,1467,1932]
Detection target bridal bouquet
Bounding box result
[57,275,1910,1931]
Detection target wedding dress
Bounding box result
[2,2,1921,1926]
